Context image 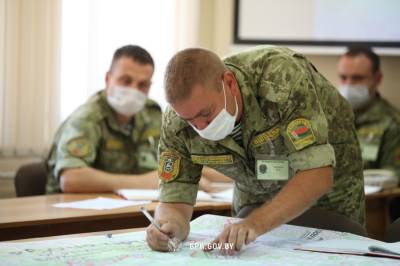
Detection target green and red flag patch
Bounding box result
[287,118,316,150]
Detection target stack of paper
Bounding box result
[297,239,400,260]
[53,197,150,210]
[116,188,234,203]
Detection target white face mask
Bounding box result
[338,84,370,110]
[106,85,147,117]
[190,81,238,141]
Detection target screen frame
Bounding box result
[233,0,400,48]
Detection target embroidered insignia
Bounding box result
[158,151,181,182]
[67,137,90,157]
[191,154,234,165]
[252,127,280,146]
[287,118,316,150]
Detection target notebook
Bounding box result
[297,239,400,260]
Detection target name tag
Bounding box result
[191,154,234,165]
[256,154,289,180]
[105,138,124,150]
[360,141,379,162]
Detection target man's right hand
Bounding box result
[145,220,181,251]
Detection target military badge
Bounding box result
[158,151,181,182]
[67,137,90,157]
[287,118,316,150]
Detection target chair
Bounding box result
[14,161,47,197]
[385,218,400,242]
[237,204,367,236]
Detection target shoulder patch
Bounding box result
[158,151,181,182]
[67,137,90,157]
[191,154,234,165]
[252,127,280,146]
[286,118,316,150]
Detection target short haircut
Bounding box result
[344,46,380,74]
[109,45,154,71]
[164,48,227,103]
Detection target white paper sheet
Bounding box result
[116,188,233,202]
[52,197,150,210]
[364,185,382,195]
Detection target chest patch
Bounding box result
[191,154,234,165]
[252,127,280,146]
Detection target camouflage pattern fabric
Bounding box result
[355,95,400,179]
[46,90,162,193]
[158,47,365,225]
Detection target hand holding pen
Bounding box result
[141,207,182,252]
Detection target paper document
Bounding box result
[52,197,150,210]
[209,188,234,202]
[364,185,382,195]
[116,189,159,200]
[116,188,233,202]
[298,239,400,259]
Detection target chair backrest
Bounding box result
[289,207,367,237]
[14,162,47,197]
[237,204,366,237]
[385,218,400,242]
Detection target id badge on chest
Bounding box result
[255,154,289,181]
[360,139,380,162]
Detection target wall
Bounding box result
[199,0,400,109]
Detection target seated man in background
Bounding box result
[46,45,228,193]
[337,46,400,221]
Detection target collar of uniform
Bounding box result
[226,64,271,149]
[355,95,390,127]
[99,89,135,136]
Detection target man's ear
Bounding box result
[375,70,382,86]
[224,71,239,96]
[105,71,111,87]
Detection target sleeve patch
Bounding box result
[67,137,90,157]
[286,118,316,150]
[158,151,181,182]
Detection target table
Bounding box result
[0,193,231,241]
[365,188,400,240]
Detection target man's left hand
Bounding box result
[203,218,261,255]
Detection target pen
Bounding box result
[140,207,180,252]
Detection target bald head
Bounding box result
[164,48,227,104]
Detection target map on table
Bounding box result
[0,214,398,266]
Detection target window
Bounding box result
[61,0,179,119]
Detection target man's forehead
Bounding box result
[112,58,153,75]
[171,83,220,118]
[173,101,212,120]
[340,55,373,74]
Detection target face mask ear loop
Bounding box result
[222,81,227,110]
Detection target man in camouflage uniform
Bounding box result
[337,46,400,221]
[46,45,162,193]
[146,47,365,253]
